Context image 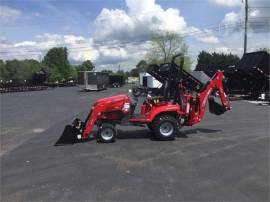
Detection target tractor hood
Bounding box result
[95,94,129,105]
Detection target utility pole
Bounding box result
[244,0,248,54]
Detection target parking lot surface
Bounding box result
[1,86,269,201]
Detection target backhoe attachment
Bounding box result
[187,70,231,126]
[200,70,231,116]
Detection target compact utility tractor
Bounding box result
[72,54,231,143]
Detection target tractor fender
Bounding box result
[147,104,182,122]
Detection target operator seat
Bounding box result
[146,80,171,103]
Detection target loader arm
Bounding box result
[187,70,231,125]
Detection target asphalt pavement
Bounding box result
[1,86,269,201]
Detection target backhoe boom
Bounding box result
[187,70,231,125]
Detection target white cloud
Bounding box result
[208,0,242,7]
[215,46,243,54]
[94,0,216,44]
[192,28,220,44]
[0,33,99,62]
[0,33,133,69]
[1,0,221,70]
[0,5,21,23]
[97,46,128,64]
[222,12,243,32]
[221,0,270,33]
[212,31,269,55]
[14,41,37,47]
[198,35,219,44]
[223,12,241,24]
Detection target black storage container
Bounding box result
[109,75,125,87]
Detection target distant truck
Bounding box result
[109,75,125,88]
[77,71,109,91]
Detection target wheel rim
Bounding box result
[101,128,114,140]
[159,122,174,137]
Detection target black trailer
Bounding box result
[77,71,109,91]
[109,75,125,88]
[224,51,269,99]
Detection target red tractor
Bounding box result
[72,54,231,143]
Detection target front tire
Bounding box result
[152,115,178,140]
[97,123,116,143]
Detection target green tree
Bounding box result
[70,65,78,80]
[195,51,240,71]
[1,59,41,84]
[43,47,73,81]
[129,60,148,77]
[146,31,192,71]
[115,70,129,80]
[0,60,6,81]
[136,60,148,72]
[130,68,139,77]
[77,60,95,71]
[100,69,113,74]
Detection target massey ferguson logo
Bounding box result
[122,103,130,112]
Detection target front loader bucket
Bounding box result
[55,119,84,146]
[208,97,227,115]
[55,125,77,145]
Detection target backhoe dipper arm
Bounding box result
[189,70,231,125]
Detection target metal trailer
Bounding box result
[224,51,269,99]
[109,75,125,88]
[194,51,270,100]
[77,71,109,91]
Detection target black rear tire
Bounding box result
[152,115,178,140]
[97,123,116,143]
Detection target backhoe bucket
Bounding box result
[208,97,227,115]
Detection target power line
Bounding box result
[1,20,269,58]
[0,23,255,57]
[0,21,247,51]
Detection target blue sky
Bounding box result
[0,0,269,70]
[1,0,237,41]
